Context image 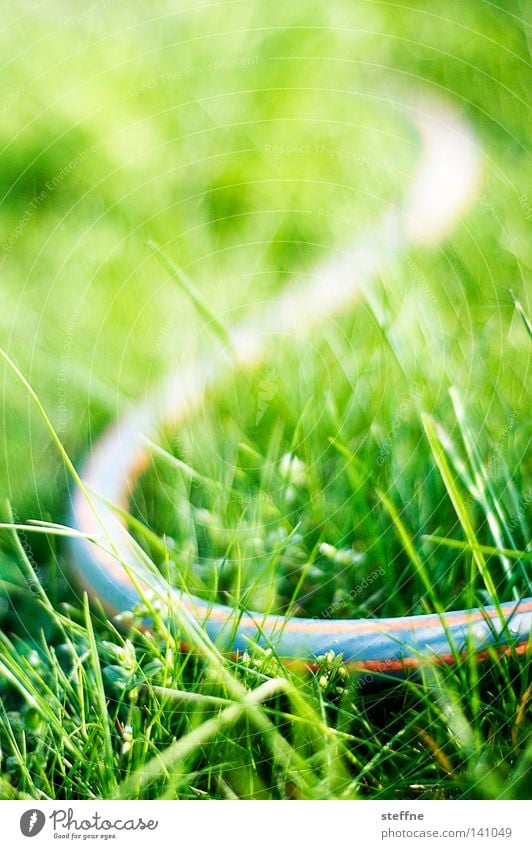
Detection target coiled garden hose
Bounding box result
[69,94,531,674]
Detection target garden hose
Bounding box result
[68,94,531,674]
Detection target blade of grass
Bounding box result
[148,240,233,350]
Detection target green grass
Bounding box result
[0,1,530,800]
[131,321,530,620]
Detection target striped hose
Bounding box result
[68,94,531,674]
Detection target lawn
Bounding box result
[0,0,530,800]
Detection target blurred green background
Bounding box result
[0,0,529,607]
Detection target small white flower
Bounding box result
[319,543,364,566]
[279,453,307,487]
